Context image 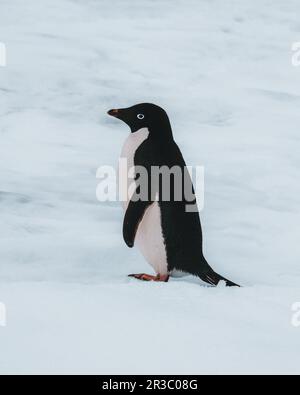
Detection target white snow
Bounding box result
[0,0,300,374]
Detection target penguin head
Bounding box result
[107,103,172,137]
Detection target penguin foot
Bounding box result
[128,273,169,282]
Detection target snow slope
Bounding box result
[0,0,300,374]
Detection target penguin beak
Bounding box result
[107,107,130,127]
[107,108,121,118]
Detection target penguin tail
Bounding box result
[197,267,240,287]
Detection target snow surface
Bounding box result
[1,0,300,374]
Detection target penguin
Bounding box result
[107,103,239,287]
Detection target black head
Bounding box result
[107,103,173,139]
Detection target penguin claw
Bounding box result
[128,273,169,282]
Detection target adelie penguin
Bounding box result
[107,103,239,287]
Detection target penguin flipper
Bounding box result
[123,198,153,248]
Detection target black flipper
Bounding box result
[123,198,153,248]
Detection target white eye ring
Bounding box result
[137,113,145,120]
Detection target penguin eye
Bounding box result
[137,113,145,120]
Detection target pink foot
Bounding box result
[128,273,169,282]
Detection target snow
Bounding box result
[0,0,300,374]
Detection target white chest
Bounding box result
[119,128,149,208]
[119,127,168,275]
[120,127,149,170]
